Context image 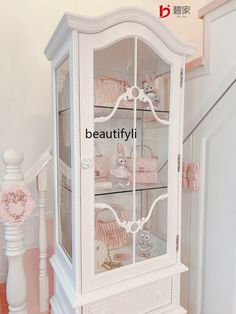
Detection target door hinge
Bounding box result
[176,235,180,252]
[180,68,184,88]
[177,154,181,172]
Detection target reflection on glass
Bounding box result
[93,38,171,273]
[56,57,72,259]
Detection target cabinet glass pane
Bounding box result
[94,39,134,273]
[93,38,170,273]
[56,57,72,260]
[135,39,170,263]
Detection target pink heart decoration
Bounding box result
[0,186,35,225]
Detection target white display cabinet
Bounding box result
[45,8,195,314]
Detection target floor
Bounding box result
[0,283,7,314]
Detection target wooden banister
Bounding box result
[37,167,49,313]
[24,146,52,185]
[2,149,27,314]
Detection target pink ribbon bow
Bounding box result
[182,162,199,191]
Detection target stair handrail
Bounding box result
[24,145,52,184]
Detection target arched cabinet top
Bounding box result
[44,8,196,60]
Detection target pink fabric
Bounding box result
[94,77,132,108]
[95,204,129,250]
[0,186,35,225]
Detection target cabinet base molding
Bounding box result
[160,306,187,314]
[52,253,187,307]
[51,274,186,314]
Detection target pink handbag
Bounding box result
[94,77,132,108]
[127,145,158,184]
[95,204,129,250]
[94,142,110,180]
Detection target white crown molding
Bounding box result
[44,7,196,60]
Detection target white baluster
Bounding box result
[36,167,49,312]
[2,149,27,314]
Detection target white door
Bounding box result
[79,22,183,292]
[186,81,236,314]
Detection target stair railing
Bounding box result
[1,146,52,313]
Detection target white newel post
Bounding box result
[1,149,27,314]
[37,167,49,312]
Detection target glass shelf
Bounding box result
[95,181,167,196]
[94,105,169,114]
[95,232,167,274]
[94,105,169,122]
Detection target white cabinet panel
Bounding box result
[84,278,173,314]
[188,81,236,314]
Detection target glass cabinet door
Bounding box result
[93,38,171,274]
[56,56,72,260]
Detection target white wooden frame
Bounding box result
[79,22,183,292]
[44,8,195,312]
[50,33,77,301]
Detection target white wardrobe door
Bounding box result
[188,81,236,314]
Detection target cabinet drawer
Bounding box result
[84,278,172,314]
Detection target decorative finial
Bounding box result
[2,149,24,166]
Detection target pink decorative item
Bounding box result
[95,142,110,180]
[182,162,199,191]
[182,161,189,189]
[113,253,131,261]
[127,145,158,184]
[110,143,131,187]
[188,163,199,191]
[0,186,35,225]
[94,77,132,108]
[95,204,129,250]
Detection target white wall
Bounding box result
[185,2,236,138]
